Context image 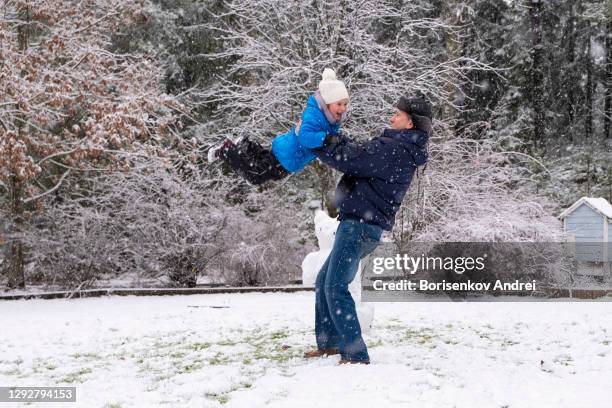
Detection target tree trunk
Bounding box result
[454,21,473,138]
[567,3,576,142]
[440,1,465,127]
[605,19,612,139]
[528,0,545,153]
[585,22,593,141]
[6,2,30,289]
[7,176,25,289]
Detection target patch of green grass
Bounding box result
[205,380,255,405]
[269,330,289,340]
[206,393,229,405]
[103,403,122,408]
[174,360,205,373]
[208,352,232,365]
[242,333,267,345]
[220,327,301,365]
[189,342,211,351]
[383,323,405,331]
[72,352,100,360]
[60,367,93,384]
[403,328,437,345]
[368,339,384,348]
[123,327,303,397]
[152,339,184,350]
[31,358,60,374]
[169,351,187,359]
[249,332,301,364]
[250,339,301,364]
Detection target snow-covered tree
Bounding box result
[400,137,565,243]
[19,156,312,289]
[21,158,226,289]
[391,135,570,284]
[198,0,495,137]
[0,0,188,288]
[194,0,495,215]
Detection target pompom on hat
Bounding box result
[318,68,349,104]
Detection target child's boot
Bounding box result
[207,136,247,163]
[207,138,235,163]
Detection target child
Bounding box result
[207,68,349,185]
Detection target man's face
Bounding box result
[328,99,349,122]
[390,110,413,130]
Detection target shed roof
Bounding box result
[559,197,612,220]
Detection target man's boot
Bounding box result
[303,348,339,358]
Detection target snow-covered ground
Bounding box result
[1,292,611,408]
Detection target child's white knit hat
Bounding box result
[318,68,349,104]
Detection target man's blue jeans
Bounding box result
[314,217,383,362]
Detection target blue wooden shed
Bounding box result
[559,197,612,277]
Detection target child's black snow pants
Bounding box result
[220,137,290,185]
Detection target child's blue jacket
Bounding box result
[271,94,341,173]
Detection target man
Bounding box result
[302,96,432,365]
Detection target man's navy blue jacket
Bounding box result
[311,128,429,231]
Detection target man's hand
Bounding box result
[323,133,344,145]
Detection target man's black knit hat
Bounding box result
[397,96,433,120]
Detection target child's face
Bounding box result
[390,110,413,130]
[327,99,349,121]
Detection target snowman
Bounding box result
[301,210,375,333]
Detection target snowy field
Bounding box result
[1,292,611,408]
